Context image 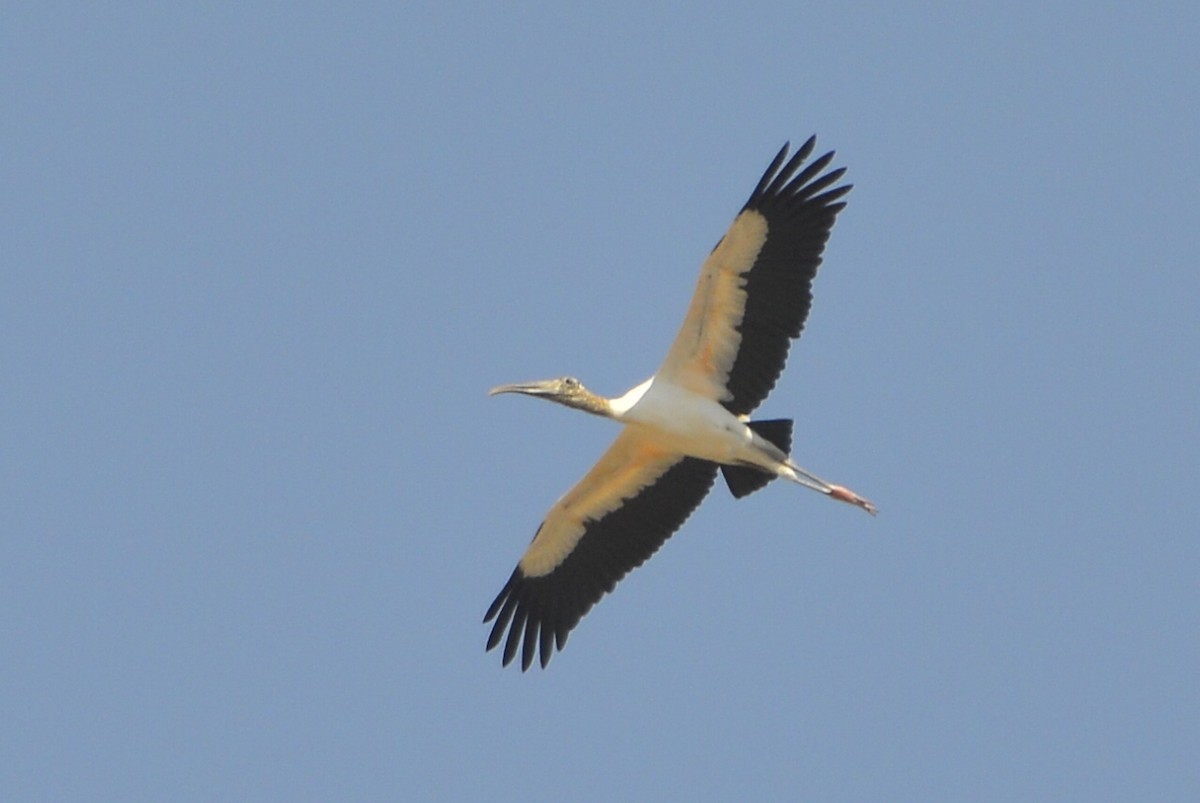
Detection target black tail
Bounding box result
[720,419,793,499]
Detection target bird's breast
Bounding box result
[621,380,753,465]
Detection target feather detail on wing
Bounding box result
[484,429,718,670]
[657,137,851,416]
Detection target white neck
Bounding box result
[608,377,653,420]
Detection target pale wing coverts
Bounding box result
[485,430,718,670]
[660,137,850,416]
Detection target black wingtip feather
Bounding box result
[503,604,527,667]
[786,151,836,196]
[811,185,852,207]
[721,135,851,416]
[749,143,791,202]
[483,571,515,623]
[484,458,719,671]
[793,165,846,202]
[764,149,807,197]
[521,610,539,671]
[539,621,555,668]
[795,135,817,163]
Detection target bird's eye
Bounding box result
[563,377,579,389]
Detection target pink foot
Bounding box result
[828,484,877,516]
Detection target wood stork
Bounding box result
[485,136,874,670]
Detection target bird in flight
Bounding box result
[485,136,874,670]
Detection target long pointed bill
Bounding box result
[488,380,561,398]
[787,462,877,516]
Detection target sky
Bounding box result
[3,4,1198,801]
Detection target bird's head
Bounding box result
[488,376,612,417]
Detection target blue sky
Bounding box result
[3,4,1197,801]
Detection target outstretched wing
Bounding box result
[484,429,718,670]
[657,137,851,416]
